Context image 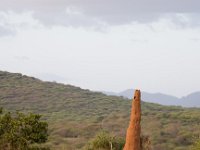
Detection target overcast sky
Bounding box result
[0,0,200,97]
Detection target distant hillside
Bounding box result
[103,89,200,107]
[181,92,200,107]
[1,71,200,150]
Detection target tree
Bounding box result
[0,108,49,150]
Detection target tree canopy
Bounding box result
[0,108,49,150]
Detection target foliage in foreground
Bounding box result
[84,131,152,150]
[191,138,200,150]
[0,108,49,150]
[84,131,125,150]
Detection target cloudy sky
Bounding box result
[0,0,200,97]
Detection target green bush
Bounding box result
[191,139,200,150]
[0,108,49,150]
[84,131,125,150]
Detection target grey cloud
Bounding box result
[0,0,200,26]
[0,25,16,37]
[163,13,200,28]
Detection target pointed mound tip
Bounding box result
[134,89,141,100]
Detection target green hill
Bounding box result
[0,71,200,150]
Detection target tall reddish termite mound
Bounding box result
[124,89,141,150]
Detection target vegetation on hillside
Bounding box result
[0,71,200,150]
[191,139,200,150]
[0,108,49,150]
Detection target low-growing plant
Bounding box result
[84,131,125,150]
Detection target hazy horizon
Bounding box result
[0,0,200,97]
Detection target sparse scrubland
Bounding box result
[1,71,200,150]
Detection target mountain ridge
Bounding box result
[103,89,200,107]
[2,70,199,107]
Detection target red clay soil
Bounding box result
[124,89,141,150]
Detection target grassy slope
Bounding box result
[0,71,200,150]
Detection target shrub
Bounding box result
[0,108,49,150]
[191,139,200,150]
[84,131,125,150]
